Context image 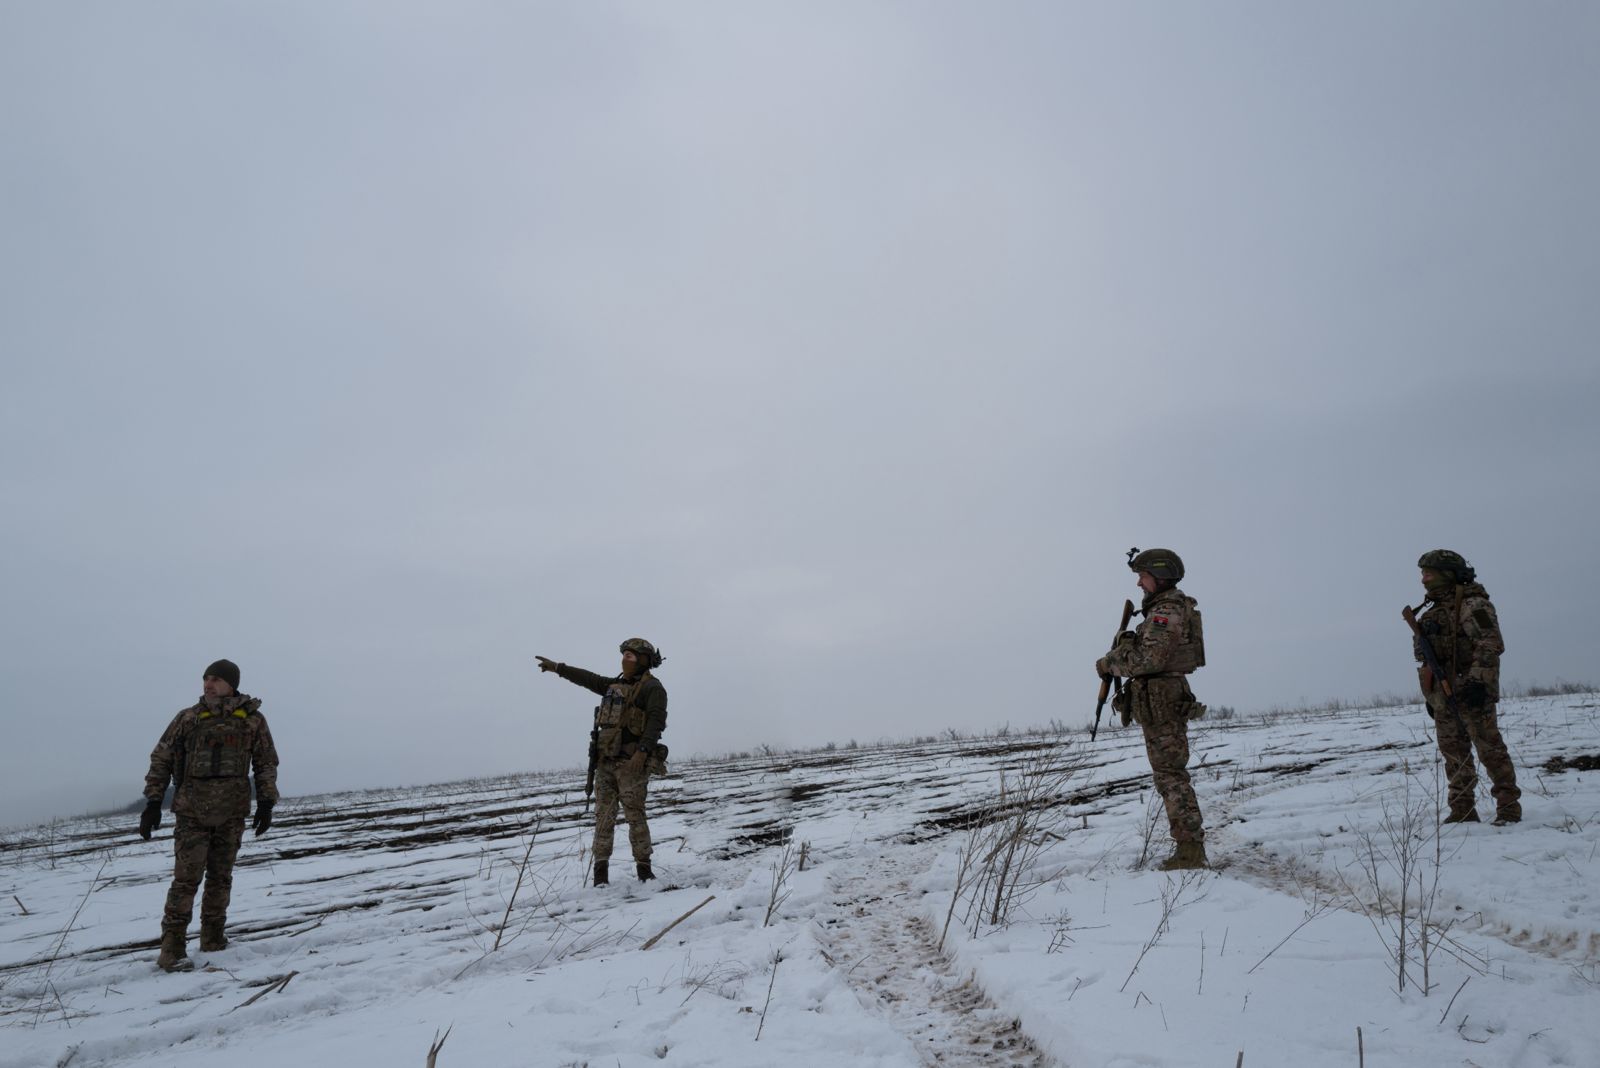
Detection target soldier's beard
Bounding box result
[201,693,227,710]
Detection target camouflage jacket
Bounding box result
[1413,583,1504,696]
[144,693,280,825]
[1104,587,1205,678]
[553,665,668,758]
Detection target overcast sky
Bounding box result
[3,3,1597,829]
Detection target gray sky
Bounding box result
[3,3,1597,829]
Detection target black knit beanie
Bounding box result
[203,659,241,691]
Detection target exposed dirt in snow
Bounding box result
[1540,752,1600,774]
[815,847,1055,1066]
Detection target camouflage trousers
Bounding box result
[1132,677,1205,845]
[1429,698,1521,819]
[162,816,246,936]
[592,755,652,863]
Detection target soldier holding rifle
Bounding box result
[1406,550,1521,825]
[536,639,669,885]
[1096,549,1209,870]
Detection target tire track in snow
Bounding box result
[1195,735,1600,969]
[815,847,1056,1067]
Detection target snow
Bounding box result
[3,694,1597,1068]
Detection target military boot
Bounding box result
[1492,808,1522,827]
[1158,841,1208,871]
[199,921,228,952]
[636,860,654,882]
[156,931,193,973]
[593,861,609,887]
[1443,808,1480,825]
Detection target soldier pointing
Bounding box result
[536,639,668,886]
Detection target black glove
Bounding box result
[252,801,274,837]
[535,656,562,674]
[1459,679,1490,708]
[138,801,162,840]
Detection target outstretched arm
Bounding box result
[535,657,613,697]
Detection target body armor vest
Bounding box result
[1148,590,1206,674]
[1417,583,1496,681]
[1175,595,1205,672]
[184,708,253,780]
[593,675,650,757]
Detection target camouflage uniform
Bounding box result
[552,665,667,875]
[1414,581,1521,822]
[1105,587,1207,847]
[144,693,279,944]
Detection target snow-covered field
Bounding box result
[3,694,1597,1068]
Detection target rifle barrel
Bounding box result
[1092,599,1138,740]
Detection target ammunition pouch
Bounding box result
[624,705,647,735]
[1125,676,1200,727]
[1112,688,1132,727]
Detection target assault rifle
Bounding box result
[1092,599,1137,741]
[583,727,598,813]
[1402,603,1469,733]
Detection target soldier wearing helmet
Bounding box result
[536,639,668,884]
[1412,551,1521,825]
[1096,549,1210,869]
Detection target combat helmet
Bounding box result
[1127,547,1184,584]
[1417,549,1475,585]
[619,637,664,669]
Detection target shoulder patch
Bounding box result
[1151,615,1170,627]
[1472,608,1495,630]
